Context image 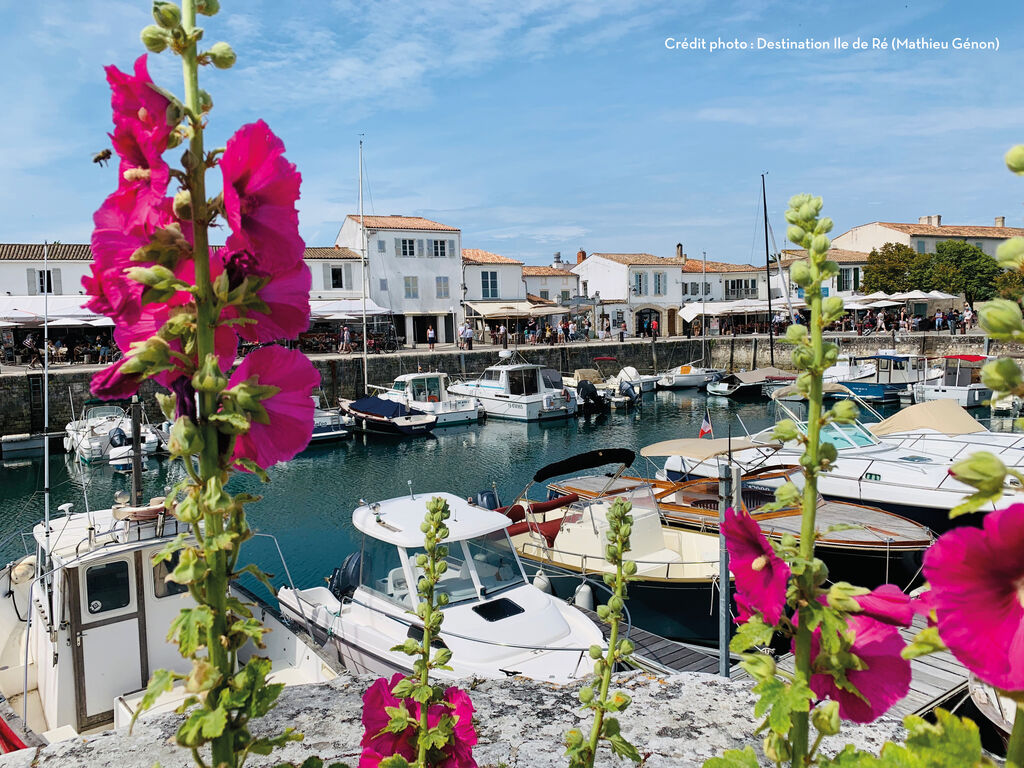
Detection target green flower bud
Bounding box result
[996,237,1024,270]
[822,342,839,367]
[798,202,816,221]
[815,217,834,234]
[175,492,201,524]
[792,345,813,370]
[979,298,1024,338]
[1006,144,1024,175]
[811,234,831,255]
[596,604,610,620]
[623,560,637,576]
[787,225,806,245]
[740,652,776,681]
[830,398,859,424]
[982,358,1024,393]
[789,261,812,288]
[820,259,840,279]
[949,451,1008,496]
[812,701,841,736]
[773,481,800,508]
[140,25,170,52]
[771,419,800,443]
[169,416,204,455]
[152,1,182,29]
[565,729,584,749]
[173,188,192,220]
[578,685,594,704]
[764,732,792,764]
[436,592,449,606]
[822,296,844,322]
[608,595,624,613]
[618,638,635,656]
[192,353,227,394]
[196,0,220,14]
[589,644,603,659]
[198,89,213,114]
[785,323,808,343]
[207,41,236,69]
[820,442,838,465]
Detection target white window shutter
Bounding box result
[26,269,37,295]
[394,237,401,256]
[322,263,331,289]
[52,269,62,294]
[344,263,353,289]
[426,239,434,258]
[416,239,424,257]
[448,239,455,258]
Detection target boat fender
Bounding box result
[10,556,36,586]
[573,583,594,611]
[328,552,361,601]
[532,570,552,594]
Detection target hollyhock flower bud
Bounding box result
[1006,144,1024,175]
[198,89,213,113]
[948,451,1007,497]
[787,225,806,245]
[140,25,170,52]
[996,237,1024,270]
[208,41,236,69]
[785,323,808,343]
[789,261,812,288]
[982,357,1023,393]
[196,0,220,14]
[169,416,204,455]
[822,296,844,321]
[763,732,791,763]
[192,353,228,393]
[792,345,813,369]
[811,701,841,736]
[979,298,1024,338]
[771,419,800,443]
[814,217,834,234]
[173,188,192,220]
[152,2,181,29]
[830,398,859,424]
[811,234,831,254]
[773,481,800,508]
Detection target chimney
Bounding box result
[934,214,941,227]
[996,216,1006,227]
[553,251,561,264]
[576,248,587,265]
[919,215,942,227]
[676,243,685,261]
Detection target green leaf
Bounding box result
[151,533,188,565]
[168,547,208,584]
[702,746,760,768]
[229,617,269,648]
[902,625,947,660]
[752,675,813,735]
[234,457,270,481]
[411,683,433,704]
[378,757,414,768]
[730,616,775,653]
[167,605,214,656]
[607,732,642,763]
[209,410,252,435]
[390,677,415,699]
[130,668,181,731]
[381,702,413,735]
[176,705,228,747]
[235,562,276,593]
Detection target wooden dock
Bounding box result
[581,608,728,675]
[732,615,967,718]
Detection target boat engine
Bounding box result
[473,489,500,510]
[327,552,361,601]
[108,427,130,448]
[576,380,606,410]
[618,379,639,403]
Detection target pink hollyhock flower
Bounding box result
[90,358,144,400]
[220,120,304,272]
[359,674,477,768]
[924,504,1024,690]
[722,507,790,625]
[216,247,311,342]
[228,345,318,469]
[808,614,911,723]
[854,584,913,628]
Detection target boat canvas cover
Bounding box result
[640,437,779,459]
[349,396,410,419]
[771,382,853,401]
[532,448,636,483]
[734,367,793,384]
[867,399,985,436]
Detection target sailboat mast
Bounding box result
[701,250,707,365]
[43,241,52,620]
[762,173,774,366]
[359,136,368,394]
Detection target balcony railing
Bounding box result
[724,290,759,299]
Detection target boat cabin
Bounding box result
[386,372,450,404]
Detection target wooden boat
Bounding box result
[277,492,603,683]
[500,449,731,644]
[338,395,437,436]
[551,443,933,589]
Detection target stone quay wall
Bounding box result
[0,332,1006,440]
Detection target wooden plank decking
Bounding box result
[731,615,967,718]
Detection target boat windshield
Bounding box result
[85,405,125,420]
[540,368,563,390]
[818,421,877,449]
[406,530,525,605]
[391,380,407,392]
[408,377,442,403]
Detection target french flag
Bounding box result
[698,407,713,439]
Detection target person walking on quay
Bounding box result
[934,308,944,331]
[498,323,507,345]
[964,303,975,329]
[427,324,436,352]
[23,333,43,368]
[465,323,474,351]
[652,318,659,340]
[341,325,352,354]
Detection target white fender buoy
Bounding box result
[533,570,551,594]
[573,583,594,612]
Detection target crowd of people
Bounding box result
[7,333,115,368]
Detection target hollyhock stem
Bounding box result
[181,3,232,767]
[1007,705,1024,768]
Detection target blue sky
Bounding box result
[3,0,1022,266]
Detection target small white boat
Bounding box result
[839,351,942,403]
[657,362,723,389]
[376,371,483,426]
[614,364,660,393]
[707,366,794,399]
[278,492,603,682]
[0,495,338,748]
[562,368,634,410]
[64,404,161,465]
[911,354,992,408]
[764,355,875,400]
[310,393,350,443]
[448,351,577,421]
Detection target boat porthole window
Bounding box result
[154,551,190,598]
[84,560,131,614]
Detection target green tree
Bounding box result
[935,240,1000,306]
[907,252,936,292]
[862,242,915,293]
[995,269,1024,302]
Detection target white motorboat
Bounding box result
[614,364,660,393]
[310,393,350,443]
[0,495,338,749]
[837,351,942,403]
[657,362,723,389]
[910,354,992,408]
[660,384,1015,531]
[562,368,635,410]
[707,366,794,399]
[763,355,875,400]
[64,404,161,465]
[277,492,603,683]
[448,351,577,421]
[376,371,483,426]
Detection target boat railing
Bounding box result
[249,532,313,636]
[526,541,719,580]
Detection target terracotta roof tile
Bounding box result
[780,248,870,266]
[681,260,759,273]
[876,222,1024,238]
[523,265,573,276]
[346,215,459,232]
[0,243,93,261]
[304,246,362,260]
[527,293,556,305]
[591,252,687,266]
[462,248,522,265]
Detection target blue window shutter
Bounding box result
[425,239,434,258]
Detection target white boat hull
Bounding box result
[447,384,577,421]
[911,383,992,408]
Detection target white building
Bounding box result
[778,248,870,299]
[523,265,577,304]
[0,243,93,297]
[462,249,525,303]
[305,246,363,300]
[335,215,462,345]
[833,215,1024,257]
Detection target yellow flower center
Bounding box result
[752,555,769,572]
[123,168,152,182]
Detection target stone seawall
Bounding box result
[0,333,1004,439]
